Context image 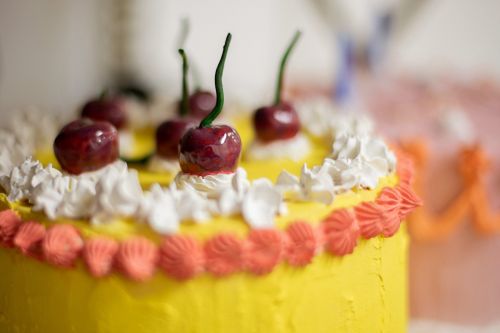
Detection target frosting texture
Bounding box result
[0,160,421,281]
[296,97,374,138]
[246,134,311,161]
[2,159,284,232]
[277,133,396,204]
[174,168,284,228]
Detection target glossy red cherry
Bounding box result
[54,119,119,175]
[188,90,216,118]
[81,95,127,130]
[178,34,237,175]
[177,90,216,119]
[253,102,300,142]
[179,125,241,175]
[253,31,302,143]
[155,117,196,159]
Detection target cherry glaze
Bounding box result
[81,96,127,130]
[54,119,119,175]
[155,118,196,159]
[253,102,300,142]
[177,90,216,119]
[179,125,241,175]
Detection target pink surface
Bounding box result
[361,75,500,324]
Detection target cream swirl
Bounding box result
[331,132,396,181]
[147,155,181,173]
[277,132,396,204]
[296,97,374,139]
[6,108,60,152]
[246,134,311,162]
[2,159,142,222]
[174,170,244,198]
[138,184,179,234]
[173,168,282,227]
[0,130,35,190]
[91,162,143,223]
[242,179,284,229]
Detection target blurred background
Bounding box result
[2,0,500,116]
[1,0,500,332]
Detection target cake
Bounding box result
[0,33,420,333]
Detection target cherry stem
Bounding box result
[99,88,111,100]
[178,49,190,117]
[177,17,190,50]
[176,17,202,91]
[199,33,232,128]
[274,30,301,106]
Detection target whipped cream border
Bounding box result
[277,98,396,205]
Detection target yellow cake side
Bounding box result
[0,225,407,333]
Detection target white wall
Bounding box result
[1,0,500,121]
[0,0,110,120]
[124,0,334,105]
[391,0,500,78]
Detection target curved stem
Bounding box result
[274,30,301,106]
[199,33,232,128]
[178,49,189,116]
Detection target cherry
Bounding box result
[155,117,196,159]
[179,125,241,175]
[81,92,127,130]
[54,119,119,175]
[155,49,199,160]
[179,33,240,175]
[252,31,302,143]
[183,90,216,118]
[253,102,300,142]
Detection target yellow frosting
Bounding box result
[0,226,407,333]
[0,116,408,332]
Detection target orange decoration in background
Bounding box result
[399,140,500,241]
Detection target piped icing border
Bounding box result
[0,161,421,282]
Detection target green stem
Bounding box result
[199,33,232,128]
[176,17,202,91]
[99,88,110,100]
[177,17,190,50]
[274,30,301,106]
[178,49,189,116]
